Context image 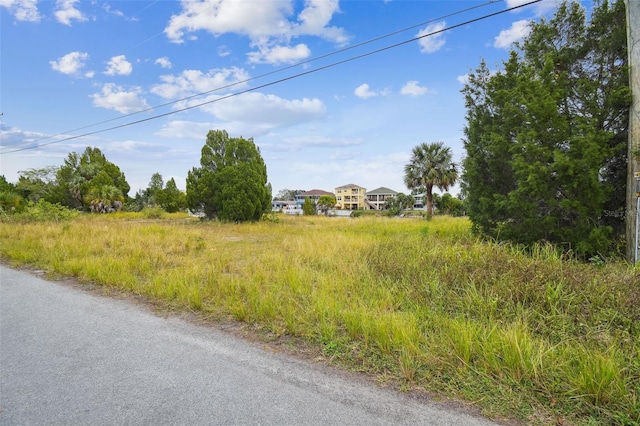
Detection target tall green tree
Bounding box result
[404,142,458,217]
[156,178,187,213]
[186,130,271,221]
[461,0,629,256]
[147,173,164,206]
[302,197,316,215]
[56,147,130,211]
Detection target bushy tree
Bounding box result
[15,166,60,203]
[385,193,415,216]
[404,142,458,217]
[156,178,187,213]
[186,130,271,221]
[56,147,130,211]
[461,0,629,257]
[0,176,24,213]
[274,189,306,201]
[438,193,465,217]
[302,197,316,215]
[316,195,336,215]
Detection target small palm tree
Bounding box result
[404,142,458,217]
[86,184,123,213]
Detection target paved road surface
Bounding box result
[0,265,498,425]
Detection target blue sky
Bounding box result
[1,0,566,197]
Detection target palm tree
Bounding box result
[404,142,458,217]
[86,184,123,213]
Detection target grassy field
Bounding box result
[1,213,638,425]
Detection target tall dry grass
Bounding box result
[0,213,638,424]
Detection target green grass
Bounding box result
[1,213,638,425]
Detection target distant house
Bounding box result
[412,194,425,210]
[295,189,334,206]
[365,187,398,210]
[334,184,366,210]
[283,204,304,215]
[272,200,297,212]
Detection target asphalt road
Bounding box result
[0,265,498,426]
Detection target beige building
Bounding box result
[334,184,366,210]
[365,187,398,210]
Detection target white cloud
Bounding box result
[291,0,348,44]
[247,43,311,65]
[417,21,446,54]
[155,57,172,69]
[0,0,40,22]
[218,45,231,57]
[506,0,557,15]
[0,123,48,149]
[457,74,470,85]
[50,51,90,76]
[90,83,149,113]
[400,81,428,96]
[104,55,133,76]
[354,83,378,99]
[102,3,136,20]
[270,135,364,151]
[160,92,326,137]
[164,0,348,51]
[55,0,86,26]
[151,67,250,99]
[201,92,326,129]
[156,121,216,140]
[494,19,530,49]
[165,1,288,42]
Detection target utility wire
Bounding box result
[2,0,541,154]
[1,0,503,152]
[4,0,501,151]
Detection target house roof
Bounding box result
[300,189,333,196]
[335,183,365,190]
[366,187,398,195]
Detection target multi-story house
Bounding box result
[412,193,425,210]
[295,189,334,206]
[334,184,366,210]
[365,187,398,210]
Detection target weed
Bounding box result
[1,214,638,424]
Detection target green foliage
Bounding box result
[385,193,415,216]
[461,0,628,258]
[56,147,130,211]
[437,193,465,217]
[15,166,60,203]
[274,188,305,201]
[3,200,79,222]
[141,206,165,219]
[0,191,24,213]
[316,195,336,215]
[186,130,271,221]
[0,176,24,213]
[404,142,457,217]
[156,178,187,213]
[302,197,316,215]
[1,215,638,424]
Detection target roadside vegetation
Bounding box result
[1,213,638,425]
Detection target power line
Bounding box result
[1,0,541,154]
[3,0,502,152]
